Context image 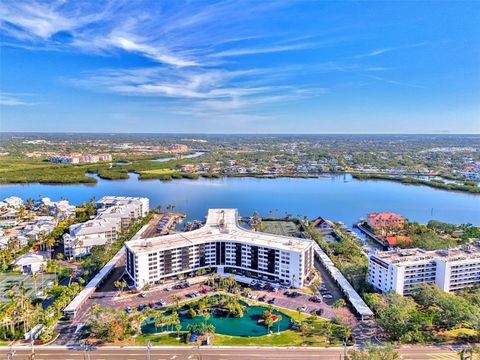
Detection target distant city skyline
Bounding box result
[1,1,479,134]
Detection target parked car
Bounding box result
[259,295,267,302]
[309,296,321,303]
[139,292,146,298]
[125,306,132,314]
[323,294,333,299]
[315,308,324,316]
[299,305,307,312]
[267,298,275,304]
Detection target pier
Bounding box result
[354,222,388,248]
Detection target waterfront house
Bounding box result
[367,212,406,230]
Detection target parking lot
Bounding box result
[72,271,355,325]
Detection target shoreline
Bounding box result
[1,171,478,195]
[351,173,480,194]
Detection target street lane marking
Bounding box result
[429,355,457,360]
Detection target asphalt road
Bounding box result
[0,346,460,360]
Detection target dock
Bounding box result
[141,212,186,238]
[354,222,388,248]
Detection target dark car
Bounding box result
[259,295,267,302]
[267,298,275,304]
[309,296,321,303]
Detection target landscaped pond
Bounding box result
[141,304,292,337]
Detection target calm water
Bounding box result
[151,151,206,162]
[141,305,292,336]
[0,174,478,225]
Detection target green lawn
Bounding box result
[135,333,189,346]
[213,329,332,346]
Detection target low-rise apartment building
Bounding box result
[125,208,315,290]
[63,196,149,258]
[50,153,112,164]
[368,245,480,295]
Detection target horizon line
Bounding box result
[1,131,479,136]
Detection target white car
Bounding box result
[299,305,307,312]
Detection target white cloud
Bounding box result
[354,42,427,59]
[0,93,38,106]
[211,43,316,58]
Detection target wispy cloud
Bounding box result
[0,93,39,106]
[0,1,428,124]
[354,42,427,59]
[211,43,316,58]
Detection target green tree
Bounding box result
[333,299,346,309]
[347,343,400,360]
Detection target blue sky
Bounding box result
[0,0,479,133]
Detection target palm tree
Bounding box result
[45,236,55,259]
[276,314,283,334]
[296,307,302,322]
[154,313,165,333]
[170,311,179,332]
[203,312,210,325]
[171,294,181,310]
[32,273,38,297]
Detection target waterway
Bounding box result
[150,151,206,162]
[0,174,478,225]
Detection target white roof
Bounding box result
[314,245,373,317]
[13,253,46,266]
[3,196,23,206]
[126,208,314,254]
[70,217,120,236]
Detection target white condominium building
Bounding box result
[125,209,315,290]
[97,196,149,218]
[368,245,480,295]
[63,196,149,258]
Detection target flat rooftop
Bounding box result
[126,209,314,253]
[372,245,480,264]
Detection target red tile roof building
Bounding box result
[367,212,406,230]
[385,235,412,246]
